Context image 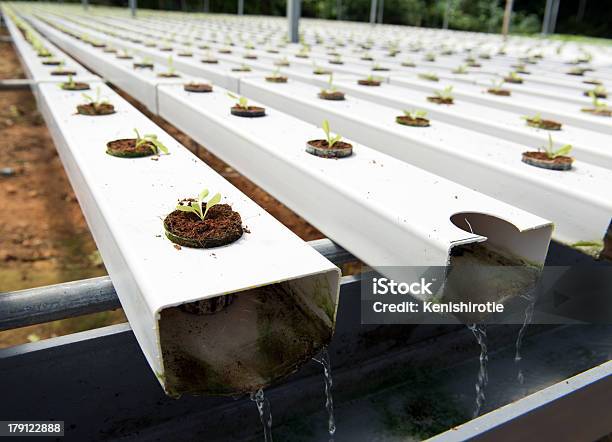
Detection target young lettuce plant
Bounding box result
[321,73,337,94]
[542,134,572,159]
[133,128,169,154]
[227,92,249,109]
[81,87,109,109]
[435,86,454,100]
[321,120,342,148]
[175,189,222,221]
[452,64,468,74]
[403,109,427,120]
[418,72,439,82]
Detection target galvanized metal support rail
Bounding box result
[0,239,355,332]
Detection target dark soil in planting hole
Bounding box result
[487,88,511,96]
[313,70,332,75]
[583,79,602,85]
[295,54,309,58]
[103,48,117,53]
[427,96,453,105]
[396,116,430,127]
[157,73,180,78]
[91,43,106,48]
[361,56,374,61]
[231,106,266,117]
[358,79,381,86]
[521,152,573,171]
[402,62,416,67]
[231,67,251,72]
[106,138,157,157]
[275,61,290,67]
[504,77,523,84]
[164,203,244,248]
[61,82,90,91]
[243,55,258,60]
[76,103,115,116]
[265,76,288,83]
[567,71,585,76]
[116,55,133,60]
[267,49,280,54]
[184,83,213,93]
[526,118,561,130]
[201,58,219,64]
[51,70,77,76]
[467,62,481,68]
[372,67,390,71]
[584,90,607,99]
[306,139,353,158]
[160,47,173,52]
[42,60,60,66]
[178,52,193,57]
[581,107,612,117]
[218,49,232,54]
[318,91,345,101]
[133,62,154,69]
[329,60,344,65]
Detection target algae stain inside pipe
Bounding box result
[158,278,338,397]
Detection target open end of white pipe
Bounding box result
[444,212,553,322]
[157,270,339,397]
[449,212,552,266]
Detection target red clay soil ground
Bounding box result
[0,29,340,348]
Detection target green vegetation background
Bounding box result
[55,0,612,40]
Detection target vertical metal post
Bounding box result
[501,0,513,38]
[238,0,244,15]
[287,0,300,43]
[577,0,586,22]
[542,0,553,34]
[377,0,384,23]
[336,0,341,20]
[549,0,560,34]
[442,0,450,29]
[369,0,378,24]
[82,0,89,11]
[129,0,137,18]
[203,0,209,12]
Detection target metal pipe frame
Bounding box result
[287,0,300,43]
[0,239,355,332]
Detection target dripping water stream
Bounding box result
[467,323,488,418]
[250,389,273,442]
[313,347,336,441]
[515,292,536,385]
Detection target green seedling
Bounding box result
[227,92,249,109]
[133,128,169,155]
[365,74,381,82]
[162,56,176,75]
[61,74,76,88]
[403,109,427,120]
[321,120,342,148]
[507,71,522,81]
[321,74,337,94]
[424,52,436,62]
[590,85,607,96]
[522,112,543,124]
[588,91,608,109]
[418,72,439,82]
[81,87,109,108]
[434,86,454,101]
[489,79,505,91]
[452,64,468,74]
[313,63,330,75]
[175,189,222,221]
[541,134,572,159]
